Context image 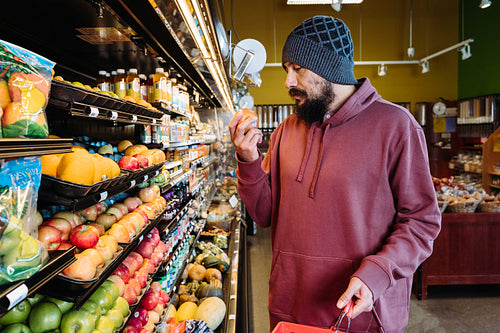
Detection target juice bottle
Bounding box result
[165,69,172,106]
[153,67,167,103]
[110,71,117,93]
[126,68,140,100]
[139,74,148,101]
[147,74,155,103]
[171,77,179,110]
[97,70,110,92]
[114,69,126,98]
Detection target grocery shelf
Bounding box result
[0,248,76,313]
[151,102,191,118]
[0,138,73,159]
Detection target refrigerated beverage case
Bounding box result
[126,68,140,100]
[153,68,167,103]
[97,70,110,92]
[114,69,126,98]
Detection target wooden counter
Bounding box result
[414,212,500,300]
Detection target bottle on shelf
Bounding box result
[171,78,179,111]
[114,69,126,98]
[110,70,117,93]
[147,73,155,103]
[153,67,168,103]
[96,70,110,92]
[126,68,141,100]
[139,73,148,101]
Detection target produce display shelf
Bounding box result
[151,102,191,118]
[160,170,192,195]
[0,138,73,159]
[38,208,167,307]
[0,248,76,313]
[39,166,163,212]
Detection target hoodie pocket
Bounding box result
[268,250,373,331]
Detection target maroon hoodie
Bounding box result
[236,78,441,333]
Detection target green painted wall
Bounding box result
[459,0,500,99]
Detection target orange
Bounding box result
[92,154,106,183]
[57,150,95,185]
[104,156,120,178]
[71,145,88,153]
[41,154,62,177]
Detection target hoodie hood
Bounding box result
[296,77,382,198]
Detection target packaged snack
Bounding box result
[0,39,55,138]
[0,156,48,285]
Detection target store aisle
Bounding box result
[247,225,500,333]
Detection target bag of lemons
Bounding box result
[0,39,55,138]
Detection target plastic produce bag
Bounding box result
[0,156,48,284]
[0,39,55,138]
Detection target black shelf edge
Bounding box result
[0,138,73,159]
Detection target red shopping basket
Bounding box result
[271,299,385,333]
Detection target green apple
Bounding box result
[105,308,124,328]
[88,287,113,315]
[60,309,94,333]
[28,301,61,333]
[80,300,101,325]
[27,294,45,307]
[0,323,32,333]
[46,298,74,314]
[95,316,114,333]
[100,281,119,304]
[110,297,129,317]
[0,300,31,326]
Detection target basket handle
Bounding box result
[330,300,385,333]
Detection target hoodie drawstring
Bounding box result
[295,123,331,199]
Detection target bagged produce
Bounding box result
[0,156,48,284]
[0,39,55,138]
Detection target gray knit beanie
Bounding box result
[282,16,357,85]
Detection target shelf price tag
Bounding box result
[139,235,144,242]
[143,175,149,182]
[152,119,157,125]
[88,107,99,118]
[229,195,238,208]
[99,191,108,201]
[110,111,118,120]
[130,180,136,188]
[131,115,138,123]
[6,284,28,310]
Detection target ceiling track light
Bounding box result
[480,0,492,8]
[378,64,387,76]
[420,60,430,74]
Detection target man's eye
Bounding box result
[293,66,303,71]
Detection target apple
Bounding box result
[106,308,125,329]
[159,290,169,304]
[122,284,137,305]
[54,211,83,228]
[96,213,117,230]
[112,203,129,216]
[147,310,160,324]
[141,259,155,274]
[107,223,130,243]
[146,232,160,247]
[60,309,94,333]
[123,256,140,275]
[86,222,105,236]
[95,316,115,333]
[62,254,96,280]
[133,270,148,289]
[94,235,118,261]
[128,252,144,268]
[135,241,154,259]
[126,317,143,332]
[81,299,101,323]
[79,248,104,268]
[138,187,156,203]
[0,299,31,325]
[96,202,107,215]
[121,213,143,233]
[43,218,72,242]
[89,286,114,314]
[0,323,32,333]
[46,297,74,314]
[136,204,155,219]
[133,154,149,168]
[143,319,155,333]
[111,296,130,318]
[77,205,98,222]
[57,241,74,251]
[107,275,126,297]
[27,294,44,307]
[152,302,164,315]
[150,251,163,266]
[38,225,62,250]
[139,292,158,311]
[123,326,139,333]
[112,264,131,284]
[149,282,162,296]
[70,224,100,249]
[132,208,149,224]
[117,219,137,238]
[107,207,125,221]
[127,278,142,296]
[123,197,142,212]
[28,301,62,333]
[119,156,140,170]
[132,307,149,326]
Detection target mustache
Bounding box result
[289,88,307,98]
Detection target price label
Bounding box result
[131,115,138,123]
[110,111,118,120]
[99,191,108,201]
[139,235,144,242]
[89,107,99,117]
[143,175,149,182]
[155,170,160,176]
[130,180,136,188]
[152,119,157,125]
[6,284,28,310]
[229,195,238,208]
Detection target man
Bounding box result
[229,16,441,333]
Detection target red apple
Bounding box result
[62,253,97,280]
[138,187,156,203]
[135,241,154,259]
[133,270,148,289]
[94,235,119,261]
[53,210,83,228]
[132,208,149,224]
[78,205,98,222]
[150,251,163,266]
[42,218,72,241]
[133,154,149,168]
[122,285,138,305]
[96,213,117,230]
[152,302,164,315]
[123,256,140,275]
[150,227,159,235]
[107,207,125,221]
[96,202,107,215]
[128,252,144,268]
[107,275,126,297]
[147,310,160,324]
[123,326,139,333]
[127,279,142,296]
[38,225,62,250]
[57,242,74,251]
[119,156,140,170]
[112,263,131,284]
[141,259,155,274]
[146,232,160,247]
[143,320,155,333]
[159,290,169,304]
[69,224,100,249]
[124,197,142,212]
[86,222,105,236]
[140,291,158,311]
[132,307,149,326]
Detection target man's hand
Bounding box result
[336,277,373,319]
[228,109,262,162]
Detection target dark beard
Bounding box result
[290,80,335,126]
